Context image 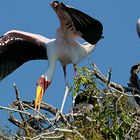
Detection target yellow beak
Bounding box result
[34,85,45,116]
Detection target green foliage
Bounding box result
[70,67,140,140]
[0,67,139,140]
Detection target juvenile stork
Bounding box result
[0,1,103,114]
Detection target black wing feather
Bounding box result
[0,32,47,80]
[63,4,103,45]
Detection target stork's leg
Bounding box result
[72,64,78,107]
[73,64,77,77]
[60,85,69,113]
[60,66,69,113]
[62,66,68,85]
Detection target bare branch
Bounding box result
[10,100,57,129]
[90,64,125,92]
[13,83,27,122]
[0,133,10,140]
[12,101,57,115]
[91,63,140,97]
[41,134,64,139]
[55,128,86,140]
[8,114,24,130]
[107,67,112,86]
[0,105,33,117]
[124,122,136,140]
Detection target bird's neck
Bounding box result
[44,55,57,81]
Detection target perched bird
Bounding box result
[137,18,140,38]
[128,64,140,106]
[0,1,103,114]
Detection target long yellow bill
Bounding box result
[34,85,45,116]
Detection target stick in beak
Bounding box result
[34,76,51,116]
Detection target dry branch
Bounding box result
[91,63,140,100]
[0,62,140,139]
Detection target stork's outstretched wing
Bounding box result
[51,1,103,45]
[0,30,48,80]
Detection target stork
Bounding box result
[137,18,140,37]
[0,1,103,114]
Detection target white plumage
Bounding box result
[0,1,103,114]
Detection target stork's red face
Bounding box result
[34,76,51,115]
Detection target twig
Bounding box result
[0,105,33,117]
[55,128,86,140]
[124,122,136,140]
[41,134,64,139]
[91,63,140,97]
[8,114,24,130]
[53,109,70,126]
[0,133,10,140]
[107,67,112,86]
[13,83,27,122]
[10,100,56,129]
[73,129,86,140]
[115,94,124,119]
[55,128,74,133]
[17,101,57,115]
[31,131,64,140]
[0,104,55,130]
[90,65,125,92]
[22,102,56,129]
[8,114,36,134]
[31,127,85,140]
[8,131,23,140]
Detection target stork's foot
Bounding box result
[34,76,51,116]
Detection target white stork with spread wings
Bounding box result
[0,1,103,114]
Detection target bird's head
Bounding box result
[34,75,51,115]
